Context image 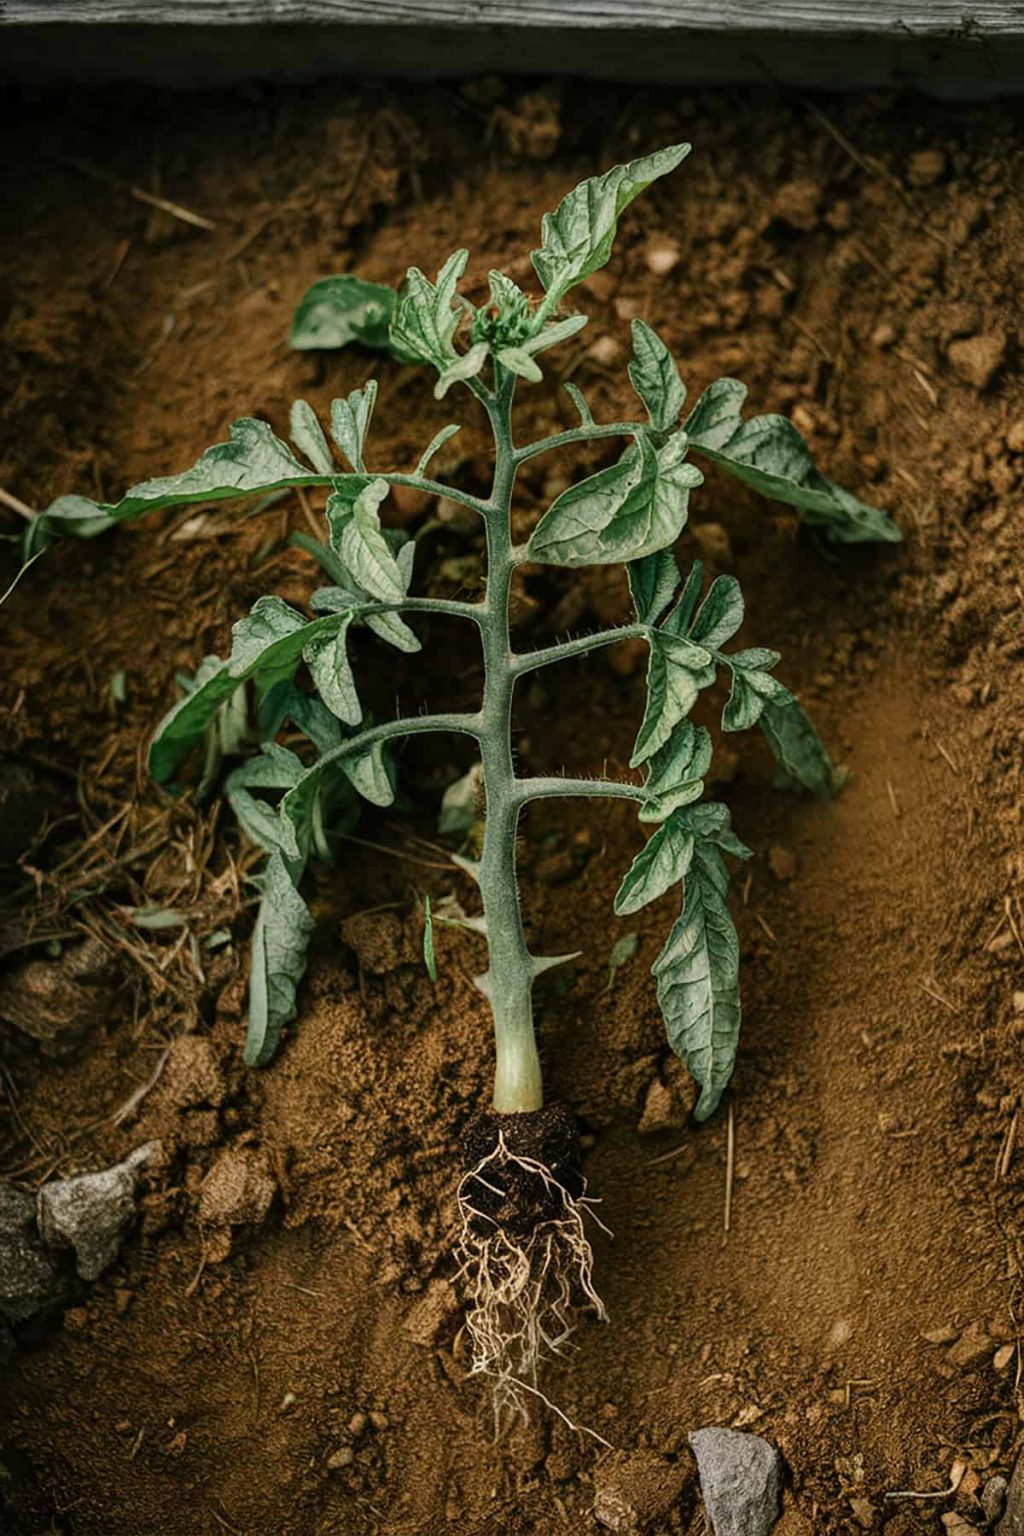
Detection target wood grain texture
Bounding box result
[5,0,1024,28]
[4,1,1023,92]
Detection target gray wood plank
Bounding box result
[4,1,1024,93]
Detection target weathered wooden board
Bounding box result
[3,1,1023,93]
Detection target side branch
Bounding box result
[382,473,492,518]
[513,421,646,467]
[332,711,483,761]
[511,776,646,809]
[510,623,648,676]
[364,596,485,624]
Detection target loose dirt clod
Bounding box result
[197,1143,276,1262]
[593,1448,690,1532]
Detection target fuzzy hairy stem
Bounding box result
[510,622,648,676]
[514,420,645,466]
[512,777,646,808]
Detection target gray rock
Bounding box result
[0,1183,63,1323]
[689,1426,783,1536]
[984,1474,1008,1526]
[999,1453,1024,1533]
[36,1142,158,1282]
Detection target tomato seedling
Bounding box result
[36,143,897,1422]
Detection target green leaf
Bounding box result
[243,851,315,1068]
[289,400,335,474]
[342,738,395,807]
[615,812,695,916]
[36,418,325,545]
[528,433,701,568]
[302,619,361,727]
[629,320,686,433]
[289,275,395,353]
[631,632,714,767]
[661,558,705,637]
[627,546,680,625]
[640,721,713,823]
[149,655,235,783]
[423,895,437,983]
[653,839,743,1122]
[390,250,469,372]
[416,423,461,476]
[686,378,900,544]
[531,143,691,306]
[226,745,305,861]
[758,696,836,797]
[330,382,378,473]
[337,480,405,602]
[689,574,744,650]
[439,762,483,837]
[434,342,489,400]
[722,649,790,733]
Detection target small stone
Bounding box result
[589,335,623,368]
[368,1410,389,1432]
[0,1184,64,1324]
[403,1277,458,1347]
[1000,1450,1024,1533]
[645,237,681,276]
[768,845,798,883]
[946,1321,992,1369]
[871,322,897,350]
[593,1449,689,1533]
[948,331,1006,391]
[1013,992,1024,1014]
[982,1473,1007,1524]
[770,179,820,232]
[197,1145,275,1262]
[922,1325,960,1345]
[279,1392,297,1413]
[37,1143,158,1283]
[689,1427,782,1536]
[638,1079,687,1136]
[907,148,947,188]
[348,1410,368,1438]
[942,1515,975,1535]
[1005,420,1024,454]
[994,1343,1015,1370]
[691,522,733,568]
[326,1445,354,1471]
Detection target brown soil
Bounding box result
[1,77,1023,1535]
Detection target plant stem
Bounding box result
[512,777,645,808]
[511,622,648,676]
[514,420,644,466]
[475,374,544,1114]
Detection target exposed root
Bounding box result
[454,1131,610,1435]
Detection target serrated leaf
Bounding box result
[289,399,335,474]
[303,619,361,726]
[390,250,468,372]
[629,319,686,433]
[686,378,900,544]
[338,479,405,602]
[531,143,691,305]
[652,840,741,1122]
[758,696,836,797]
[289,275,395,352]
[640,722,713,822]
[528,433,701,568]
[690,574,744,650]
[631,632,713,767]
[243,851,315,1068]
[627,546,680,624]
[615,813,695,916]
[661,558,705,638]
[37,418,325,545]
[435,342,489,400]
[330,382,377,473]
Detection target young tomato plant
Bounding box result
[37,143,898,1422]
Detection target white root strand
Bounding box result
[454,1132,610,1437]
